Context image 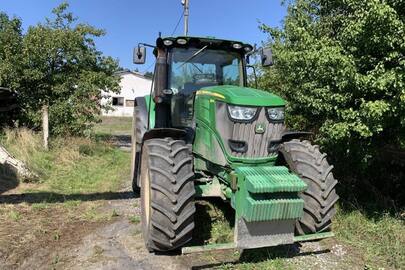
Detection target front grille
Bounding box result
[216,103,286,158]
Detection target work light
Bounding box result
[176,38,188,45]
[163,39,173,46]
[232,43,243,49]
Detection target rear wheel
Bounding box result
[140,138,195,251]
[131,105,147,193]
[278,139,339,235]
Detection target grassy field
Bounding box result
[93,116,132,136]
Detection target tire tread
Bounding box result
[279,139,339,235]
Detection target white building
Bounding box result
[102,70,152,117]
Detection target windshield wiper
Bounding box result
[177,45,209,70]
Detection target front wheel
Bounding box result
[140,138,195,251]
[279,139,339,235]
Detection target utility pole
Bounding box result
[182,0,189,36]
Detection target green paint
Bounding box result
[181,232,334,254]
[232,166,306,222]
[181,231,334,254]
[144,95,155,129]
[239,166,307,193]
[294,232,334,242]
[200,85,285,107]
[181,242,236,254]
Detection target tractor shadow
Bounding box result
[190,243,331,270]
[191,198,235,246]
[0,190,136,204]
[95,134,132,149]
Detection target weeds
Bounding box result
[129,215,140,224]
[111,209,119,217]
[335,206,405,269]
[8,210,22,221]
[31,203,49,211]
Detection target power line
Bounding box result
[141,4,184,74]
[171,10,184,36]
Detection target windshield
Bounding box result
[168,47,244,127]
[169,48,244,94]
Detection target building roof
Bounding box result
[114,69,152,80]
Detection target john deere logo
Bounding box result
[255,123,265,134]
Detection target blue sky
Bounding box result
[0,0,286,73]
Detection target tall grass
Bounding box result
[2,128,52,180]
[335,206,405,269]
[1,128,130,193]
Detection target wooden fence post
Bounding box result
[42,105,49,150]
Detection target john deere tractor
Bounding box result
[130,36,339,252]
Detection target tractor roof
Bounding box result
[156,36,253,54]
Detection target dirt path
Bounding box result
[54,187,191,270]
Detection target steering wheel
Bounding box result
[193,73,216,83]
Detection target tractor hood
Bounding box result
[197,85,285,107]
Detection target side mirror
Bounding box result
[260,47,273,67]
[133,46,146,64]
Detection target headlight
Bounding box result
[267,107,285,121]
[228,105,257,121]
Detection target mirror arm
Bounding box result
[139,43,156,49]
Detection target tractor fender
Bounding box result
[281,131,312,142]
[142,128,187,142]
[134,96,148,127]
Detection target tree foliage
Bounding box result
[261,0,404,168]
[0,2,120,135]
[0,13,23,91]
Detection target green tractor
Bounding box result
[130,36,339,253]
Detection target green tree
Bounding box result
[0,13,23,90]
[261,0,404,165]
[19,2,120,135]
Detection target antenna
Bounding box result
[181,0,189,36]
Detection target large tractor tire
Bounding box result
[279,139,339,235]
[131,105,147,193]
[140,138,195,251]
